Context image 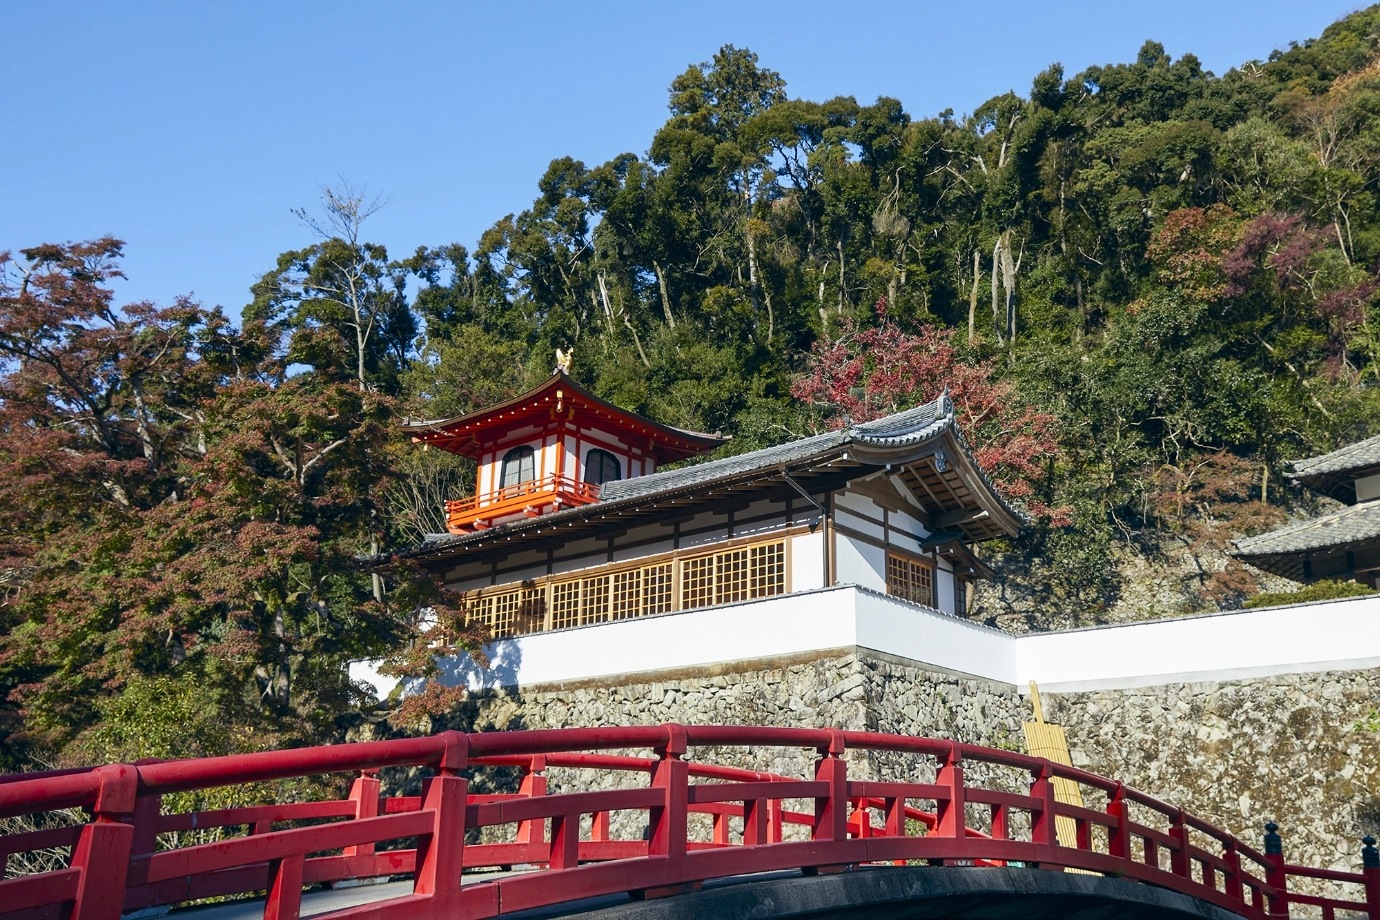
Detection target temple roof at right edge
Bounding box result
[1288,433,1380,503]
[1232,499,1380,579]
[383,393,1027,568]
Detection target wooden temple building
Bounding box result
[1234,434,1380,586]
[393,368,1024,638]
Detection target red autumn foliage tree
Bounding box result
[791,301,1066,523]
[0,239,480,762]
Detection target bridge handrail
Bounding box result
[1,724,1376,920]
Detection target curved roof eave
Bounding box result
[400,371,728,450]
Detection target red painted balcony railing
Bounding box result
[446,474,601,533]
[1,726,1377,920]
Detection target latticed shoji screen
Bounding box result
[886,553,934,607]
[682,541,785,610]
[550,561,677,629]
[465,587,544,638]
[464,538,788,636]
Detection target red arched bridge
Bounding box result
[0,726,1376,920]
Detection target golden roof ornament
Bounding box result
[554,347,573,375]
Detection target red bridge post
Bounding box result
[1264,821,1289,917]
[1170,810,1190,879]
[1362,835,1379,919]
[129,757,163,862]
[344,769,381,858]
[414,730,470,902]
[1030,760,1058,866]
[517,755,548,852]
[648,724,689,865]
[935,742,964,842]
[1106,782,1130,860]
[812,729,848,845]
[1222,837,1244,904]
[70,764,137,920]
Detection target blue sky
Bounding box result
[2,1,1364,316]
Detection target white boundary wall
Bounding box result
[351,587,1380,698]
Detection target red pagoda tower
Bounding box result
[402,365,727,534]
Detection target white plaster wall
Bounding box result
[854,591,1016,684]
[935,567,956,615]
[791,531,825,591]
[350,587,1380,700]
[1015,594,1380,692]
[832,491,868,515]
[888,529,923,556]
[834,531,886,592]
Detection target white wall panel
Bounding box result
[835,532,886,592]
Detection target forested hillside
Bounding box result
[5,9,1380,766]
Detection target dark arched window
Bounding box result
[584,448,621,486]
[501,446,536,489]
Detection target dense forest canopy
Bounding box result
[6,8,1380,766]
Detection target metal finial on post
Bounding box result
[1363,835,1379,869]
[1265,822,1282,855]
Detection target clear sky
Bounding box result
[2,1,1365,317]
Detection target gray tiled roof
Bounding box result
[600,398,950,502]
[1288,433,1380,480]
[1232,499,1380,557]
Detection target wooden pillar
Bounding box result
[70,764,137,920]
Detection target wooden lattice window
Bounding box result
[583,448,622,486]
[717,549,749,604]
[465,594,495,633]
[490,589,522,637]
[682,541,785,610]
[749,542,785,599]
[551,580,581,629]
[642,563,673,615]
[681,555,716,609]
[513,589,545,635]
[582,574,611,624]
[611,569,642,620]
[887,554,934,608]
[471,536,791,634]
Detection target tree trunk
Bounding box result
[837,239,846,314]
[600,273,650,368]
[968,249,980,345]
[1001,237,1019,348]
[763,284,775,341]
[746,229,762,315]
[990,238,1003,346]
[371,536,384,603]
[653,260,676,328]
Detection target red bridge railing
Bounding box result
[0,725,1376,920]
